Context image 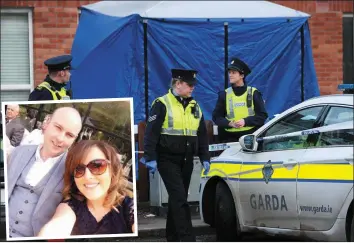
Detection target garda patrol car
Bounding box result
[200,94,354,241]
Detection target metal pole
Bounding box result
[143,19,149,121]
[224,22,229,89]
[300,25,305,102]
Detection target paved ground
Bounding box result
[114,234,216,242]
[114,234,310,242]
[0,207,313,242]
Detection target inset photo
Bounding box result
[1,98,137,241]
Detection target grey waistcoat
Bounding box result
[9,153,60,237]
[7,145,67,239]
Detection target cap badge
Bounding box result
[231,60,234,64]
[193,73,196,78]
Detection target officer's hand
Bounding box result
[146,160,157,174]
[235,119,245,128]
[139,157,157,174]
[202,161,210,175]
[228,121,238,128]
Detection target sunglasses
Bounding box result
[73,159,110,178]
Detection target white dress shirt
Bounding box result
[25,145,63,187]
[20,129,44,146]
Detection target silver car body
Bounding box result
[199,94,354,241]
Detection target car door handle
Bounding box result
[282,159,297,166]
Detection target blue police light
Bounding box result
[338,84,354,91]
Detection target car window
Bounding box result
[258,135,312,151]
[257,106,324,152]
[323,106,353,126]
[315,129,354,147]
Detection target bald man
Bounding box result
[6,104,25,147]
[6,107,82,239]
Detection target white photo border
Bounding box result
[2,97,138,241]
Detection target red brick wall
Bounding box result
[1,0,99,86]
[2,1,353,95]
[272,0,353,95]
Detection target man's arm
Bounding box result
[197,114,210,162]
[212,91,231,128]
[244,90,268,127]
[10,123,25,147]
[37,203,76,238]
[7,146,37,196]
[143,101,166,162]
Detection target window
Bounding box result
[343,13,353,84]
[257,106,324,151]
[260,106,324,137]
[316,129,354,147]
[323,106,353,126]
[0,8,33,102]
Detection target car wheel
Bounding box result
[214,181,240,241]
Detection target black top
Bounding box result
[64,196,134,235]
[144,89,210,162]
[28,75,69,101]
[212,85,268,143]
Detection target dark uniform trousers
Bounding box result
[157,151,195,242]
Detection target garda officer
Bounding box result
[28,55,73,101]
[142,69,210,242]
[212,57,268,143]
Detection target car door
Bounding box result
[237,105,325,230]
[297,105,354,231]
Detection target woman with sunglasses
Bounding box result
[37,140,135,237]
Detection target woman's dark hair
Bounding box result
[62,140,131,209]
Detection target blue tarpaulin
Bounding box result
[70,1,319,124]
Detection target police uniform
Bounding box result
[28,55,73,101]
[212,57,268,143]
[143,69,210,242]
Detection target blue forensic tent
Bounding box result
[70,1,320,124]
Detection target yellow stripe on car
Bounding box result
[202,161,354,183]
[298,164,353,181]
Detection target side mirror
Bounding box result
[239,134,257,151]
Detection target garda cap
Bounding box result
[171,69,198,86]
[228,57,251,76]
[44,55,73,72]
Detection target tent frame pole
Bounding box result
[143,19,149,120]
[300,25,305,102]
[224,22,229,89]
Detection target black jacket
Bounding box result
[28,75,71,101]
[144,90,210,162]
